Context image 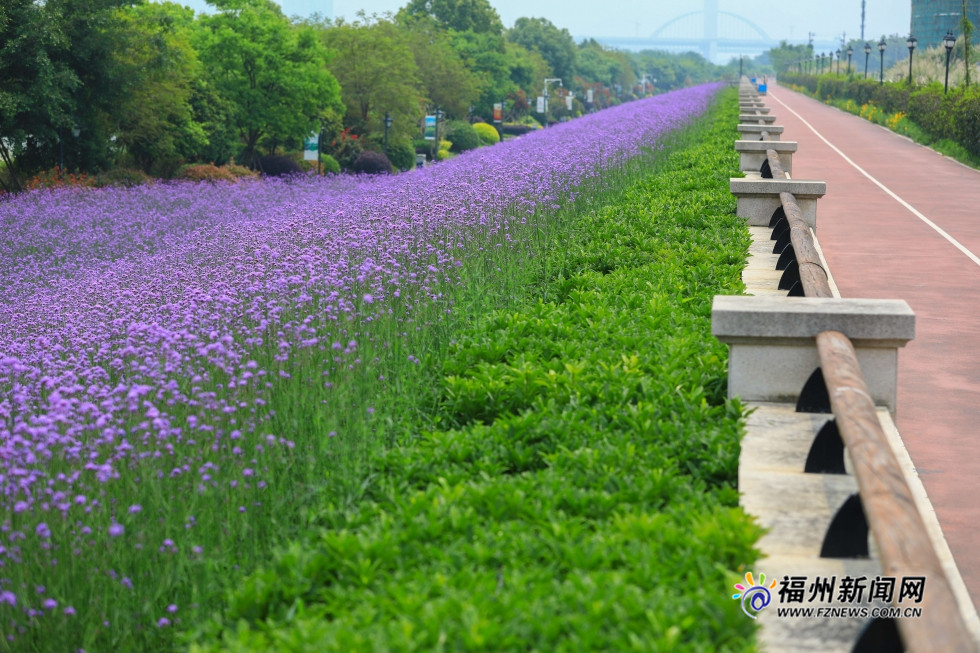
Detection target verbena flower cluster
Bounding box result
[0,85,718,644]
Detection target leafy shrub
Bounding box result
[847,78,878,105]
[447,121,480,152]
[473,122,500,145]
[327,128,362,170]
[258,155,303,177]
[225,160,259,180]
[816,76,847,100]
[351,150,393,174]
[177,163,236,183]
[870,84,909,113]
[23,168,96,190]
[501,123,535,136]
[413,138,432,155]
[953,87,980,159]
[908,84,954,141]
[387,141,416,171]
[319,153,341,174]
[93,168,151,188]
[436,146,452,161]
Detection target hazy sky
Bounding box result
[173,0,913,54]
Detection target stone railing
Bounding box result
[710,78,979,653]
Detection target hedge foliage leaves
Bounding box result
[189,88,761,653]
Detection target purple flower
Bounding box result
[108,523,124,537]
[166,604,177,613]
[42,598,57,610]
[0,591,16,606]
[128,504,142,514]
[157,617,171,627]
[36,523,51,539]
[64,606,76,616]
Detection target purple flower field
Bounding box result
[0,84,719,648]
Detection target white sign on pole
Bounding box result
[587,88,594,103]
[565,96,573,111]
[536,96,545,114]
[304,132,319,161]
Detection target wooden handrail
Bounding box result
[739,91,977,650]
[779,191,833,298]
[816,331,976,653]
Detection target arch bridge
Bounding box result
[596,4,779,63]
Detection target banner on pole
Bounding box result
[536,96,545,114]
[424,115,436,140]
[304,132,319,161]
[587,88,594,103]
[493,103,502,122]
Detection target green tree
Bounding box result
[504,41,550,93]
[197,0,343,167]
[507,17,577,83]
[319,15,424,147]
[764,40,813,74]
[0,0,78,190]
[398,0,502,34]
[450,29,512,120]
[110,2,207,175]
[402,17,481,119]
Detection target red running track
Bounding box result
[762,82,980,614]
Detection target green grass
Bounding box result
[185,88,763,653]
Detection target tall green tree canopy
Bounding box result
[197,0,342,166]
[398,0,502,34]
[402,17,481,118]
[0,0,79,190]
[320,15,424,146]
[507,17,577,82]
[110,2,207,174]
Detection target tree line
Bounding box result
[0,0,731,191]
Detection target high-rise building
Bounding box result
[910,0,980,47]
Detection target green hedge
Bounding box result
[781,74,980,159]
[187,89,761,652]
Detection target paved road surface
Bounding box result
[763,82,980,614]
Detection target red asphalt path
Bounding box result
[763,83,980,614]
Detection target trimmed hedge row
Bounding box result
[780,73,980,159]
[187,88,761,652]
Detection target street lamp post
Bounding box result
[906,34,917,86]
[878,38,887,85]
[864,42,871,78]
[944,30,956,93]
[847,46,853,74]
[383,111,393,156]
[836,48,841,75]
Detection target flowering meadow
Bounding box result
[1,84,722,651]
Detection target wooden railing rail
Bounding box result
[735,82,978,652]
[817,331,976,652]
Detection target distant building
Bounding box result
[910,0,980,47]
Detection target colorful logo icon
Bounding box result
[732,572,777,619]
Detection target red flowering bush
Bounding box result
[23,167,96,190]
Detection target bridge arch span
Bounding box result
[651,11,771,41]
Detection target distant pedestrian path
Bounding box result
[767,81,980,614]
